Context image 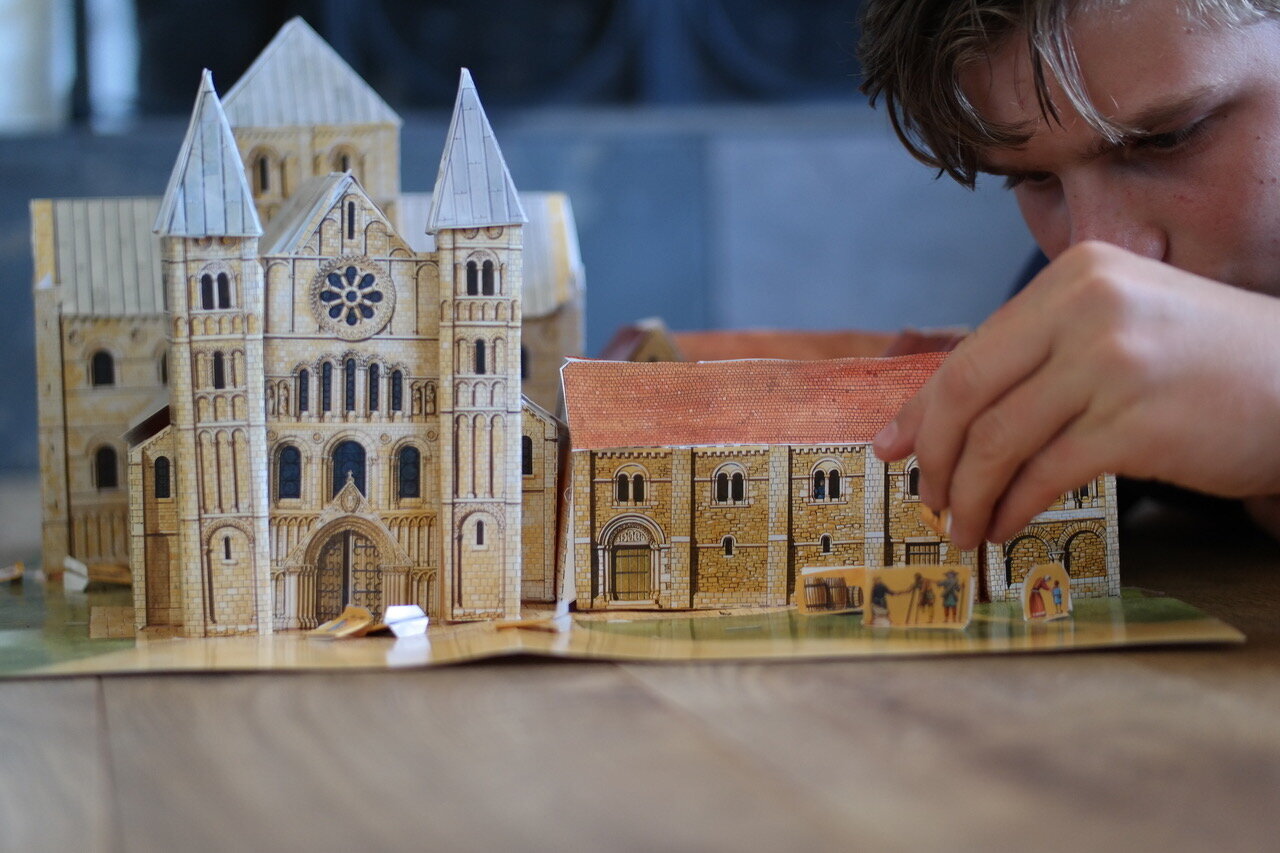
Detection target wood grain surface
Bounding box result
[3,496,1279,853]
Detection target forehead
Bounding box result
[958,1,1237,154]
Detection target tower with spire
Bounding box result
[154,70,273,634]
[431,69,527,621]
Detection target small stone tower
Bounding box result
[430,70,527,620]
[154,70,272,635]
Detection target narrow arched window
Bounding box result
[298,369,310,412]
[907,465,920,497]
[154,456,171,499]
[346,201,355,240]
[223,535,232,561]
[633,474,645,502]
[716,472,729,503]
[390,370,403,411]
[521,435,533,476]
[829,470,841,500]
[616,473,630,503]
[723,536,734,556]
[731,472,744,502]
[520,346,529,380]
[339,152,351,173]
[212,351,226,389]
[200,274,214,310]
[481,259,495,295]
[159,353,168,385]
[813,470,826,500]
[95,446,118,490]
[474,340,487,375]
[821,534,832,554]
[476,520,485,546]
[90,351,115,387]
[256,155,270,193]
[368,364,379,410]
[216,272,231,308]
[332,440,366,496]
[277,446,301,499]
[398,446,421,498]
[466,261,479,296]
[321,362,333,411]
[344,358,356,411]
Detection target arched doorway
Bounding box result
[608,523,657,602]
[315,529,382,621]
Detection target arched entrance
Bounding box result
[607,522,658,602]
[315,529,382,621]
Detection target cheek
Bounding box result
[1014,188,1070,259]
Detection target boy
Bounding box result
[859,0,1280,547]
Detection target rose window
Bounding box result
[310,257,395,341]
[320,265,383,327]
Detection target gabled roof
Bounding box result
[262,172,350,255]
[154,70,262,238]
[222,17,401,128]
[426,69,526,234]
[561,353,948,451]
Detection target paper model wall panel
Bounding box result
[521,399,567,602]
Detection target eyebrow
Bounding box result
[978,83,1226,176]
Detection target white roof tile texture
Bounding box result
[154,70,262,238]
[222,17,401,129]
[426,69,526,234]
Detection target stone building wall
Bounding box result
[789,445,868,574]
[521,402,564,602]
[689,447,771,608]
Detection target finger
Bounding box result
[873,389,924,461]
[985,425,1110,545]
[876,251,1084,488]
[911,328,1052,510]
[945,354,1089,550]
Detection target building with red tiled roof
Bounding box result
[562,354,1120,612]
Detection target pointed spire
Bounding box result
[154,70,262,238]
[426,69,526,234]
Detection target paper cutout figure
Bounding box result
[1021,562,1073,622]
[918,503,949,537]
[795,564,972,629]
[863,565,973,630]
[795,566,867,615]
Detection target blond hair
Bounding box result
[858,0,1279,186]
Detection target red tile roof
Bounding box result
[672,329,895,362]
[562,352,948,450]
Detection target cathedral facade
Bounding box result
[122,62,563,635]
[31,19,581,622]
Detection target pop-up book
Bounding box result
[13,19,1244,673]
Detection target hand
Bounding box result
[872,241,1280,549]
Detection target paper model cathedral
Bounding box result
[30,19,1120,637]
[32,20,580,634]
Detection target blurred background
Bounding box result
[0,0,1035,473]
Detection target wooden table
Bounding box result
[2,488,1277,853]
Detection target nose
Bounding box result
[1065,186,1167,260]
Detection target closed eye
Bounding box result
[1003,171,1056,190]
